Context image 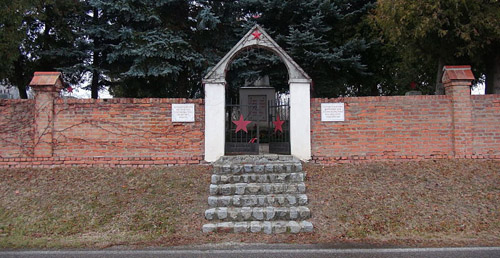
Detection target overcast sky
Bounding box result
[63,83,486,99]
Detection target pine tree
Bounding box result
[226,0,377,97]
[105,0,229,98]
[47,0,119,99]
[0,0,26,80]
[0,0,81,98]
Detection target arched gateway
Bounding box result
[203,25,312,162]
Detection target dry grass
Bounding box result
[306,160,500,246]
[0,160,499,248]
[0,165,211,248]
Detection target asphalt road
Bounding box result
[1,246,500,258]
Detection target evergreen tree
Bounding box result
[0,0,27,80]
[0,0,80,98]
[46,0,237,99]
[227,0,377,97]
[104,0,244,98]
[48,0,118,99]
[106,0,203,98]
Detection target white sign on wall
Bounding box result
[321,103,345,122]
[172,104,195,122]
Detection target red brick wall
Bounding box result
[311,96,455,163]
[1,90,500,168]
[0,100,35,158]
[0,98,205,167]
[53,98,204,159]
[472,95,500,155]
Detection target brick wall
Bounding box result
[1,66,499,167]
[0,100,35,158]
[311,96,455,164]
[53,98,204,158]
[0,98,204,167]
[472,95,500,155]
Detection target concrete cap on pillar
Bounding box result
[441,65,475,84]
[29,71,65,92]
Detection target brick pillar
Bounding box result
[29,72,64,157]
[442,65,475,157]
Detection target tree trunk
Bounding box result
[91,67,99,99]
[370,83,380,96]
[485,51,500,94]
[17,85,28,99]
[91,8,100,99]
[435,57,445,95]
[189,82,201,99]
[12,55,29,99]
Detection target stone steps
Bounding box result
[209,183,306,195]
[211,172,306,184]
[213,163,303,175]
[202,220,314,234]
[208,194,308,207]
[203,155,313,234]
[205,206,311,221]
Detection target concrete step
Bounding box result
[208,194,308,207]
[211,172,306,184]
[204,206,311,221]
[202,220,314,234]
[213,162,303,175]
[209,183,306,195]
[205,156,313,234]
[216,155,298,164]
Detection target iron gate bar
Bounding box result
[225,99,260,155]
[268,96,291,155]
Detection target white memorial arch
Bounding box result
[203,25,312,162]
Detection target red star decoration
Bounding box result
[273,115,285,133]
[66,86,73,93]
[252,30,262,39]
[233,114,252,133]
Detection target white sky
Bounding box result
[471,82,485,95]
[63,83,486,99]
[61,86,113,99]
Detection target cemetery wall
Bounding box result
[311,94,500,164]
[310,96,454,164]
[0,98,204,167]
[471,95,500,155]
[0,100,35,158]
[1,91,500,168]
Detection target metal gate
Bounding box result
[225,100,260,155]
[225,97,290,155]
[268,97,290,155]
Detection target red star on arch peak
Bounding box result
[273,115,285,133]
[233,114,252,133]
[252,30,262,39]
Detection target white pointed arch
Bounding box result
[203,25,312,162]
[203,25,311,84]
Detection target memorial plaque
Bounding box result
[248,95,267,121]
[172,104,195,122]
[321,103,345,122]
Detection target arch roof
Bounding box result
[203,25,311,84]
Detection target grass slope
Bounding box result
[0,160,499,248]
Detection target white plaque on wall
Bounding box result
[172,104,195,122]
[321,103,345,122]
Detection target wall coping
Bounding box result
[0,99,35,104]
[442,65,475,84]
[311,95,451,103]
[471,94,500,100]
[55,98,204,104]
